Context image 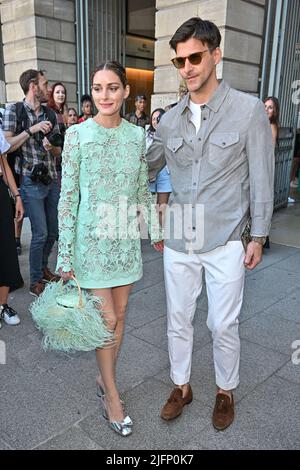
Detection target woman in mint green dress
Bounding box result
[56,61,163,437]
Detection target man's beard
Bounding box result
[36,88,48,103]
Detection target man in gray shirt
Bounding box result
[148,17,274,430]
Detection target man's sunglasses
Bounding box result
[171,50,209,69]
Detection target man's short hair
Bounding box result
[135,95,147,101]
[169,17,221,52]
[19,69,45,95]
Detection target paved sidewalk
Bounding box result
[0,217,300,450]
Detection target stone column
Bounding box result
[1,0,77,108]
[153,0,267,110]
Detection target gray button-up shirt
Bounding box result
[146,80,274,253]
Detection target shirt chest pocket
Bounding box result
[209,132,240,168]
[166,137,192,168]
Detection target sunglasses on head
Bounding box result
[171,50,209,69]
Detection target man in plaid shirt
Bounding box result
[2,69,62,297]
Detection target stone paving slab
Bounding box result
[262,287,300,324]
[0,364,95,449]
[240,311,300,355]
[246,243,299,274]
[184,375,300,450]
[127,283,167,329]
[115,333,170,393]
[275,360,300,385]
[240,266,300,321]
[34,425,103,450]
[0,438,12,450]
[271,250,300,274]
[131,258,164,294]
[130,308,211,353]
[5,330,71,373]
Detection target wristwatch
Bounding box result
[25,128,33,137]
[251,236,267,245]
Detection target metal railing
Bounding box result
[274,128,294,209]
[261,0,300,209]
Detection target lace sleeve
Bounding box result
[56,127,81,273]
[137,129,163,243]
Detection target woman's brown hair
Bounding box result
[47,82,67,113]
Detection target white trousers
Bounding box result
[163,241,245,390]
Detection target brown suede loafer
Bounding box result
[212,393,234,430]
[161,385,193,421]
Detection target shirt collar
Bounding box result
[179,80,231,115]
[23,99,44,115]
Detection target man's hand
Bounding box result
[15,197,24,222]
[42,136,53,152]
[30,120,52,135]
[153,240,164,253]
[244,241,263,270]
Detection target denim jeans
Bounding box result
[21,176,59,285]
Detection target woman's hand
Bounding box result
[153,240,164,253]
[58,268,75,282]
[15,197,24,222]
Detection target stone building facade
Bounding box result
[152,0,266,109]
[0,0,77,107]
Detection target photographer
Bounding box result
[2,69,62,297]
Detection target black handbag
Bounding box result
[0,154,16,216]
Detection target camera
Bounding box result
[30,163,53,185]
[45,131,63,147]
[39,115,63,148]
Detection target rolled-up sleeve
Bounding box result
[1,105,17,135]
[246,99,275,236]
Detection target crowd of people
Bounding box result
[0,16,296,439]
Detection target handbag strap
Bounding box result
[71,275,84,308]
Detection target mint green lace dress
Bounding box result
[56,118,161,288]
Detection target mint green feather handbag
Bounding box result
[30,277,113,352]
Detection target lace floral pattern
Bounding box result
[56,119,162,288]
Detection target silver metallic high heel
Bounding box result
[100,396,133,437]
[107,418,132,437]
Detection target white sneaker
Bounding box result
[0,304,21,326]
[288,197,295,203]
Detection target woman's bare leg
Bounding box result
[0,286,9,304]
[111,283,133,362]
[92,288,123,422]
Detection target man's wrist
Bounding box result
[25,128,33,137]
[251,236,267,245]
